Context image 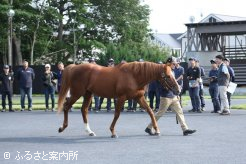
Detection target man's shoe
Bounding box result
[9,109,15,112]
[145,128,155,135]
[1,109,6,112]
[201,107,205,111]
[21,108,24,111]
[52,108,56,112]
[183,129,197,136]
[188,109,195,112]
[197,110,202,113]
[28,108,32,111]
[220,110,230,115]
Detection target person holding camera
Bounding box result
[42,64,57,112]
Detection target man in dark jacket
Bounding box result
[208,59,221,113]
[187,57,201,113]
[16,60,35,111]
[196,59,206,111]
[0,65,14,112]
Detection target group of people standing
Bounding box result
[0,60,65,112]
[208,55,235,115]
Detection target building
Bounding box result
[151,33,182,57]
[179,13,246,85]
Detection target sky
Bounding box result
[144,0,246,34]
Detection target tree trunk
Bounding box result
[12,35,22,66]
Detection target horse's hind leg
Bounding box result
[137,96,160,135]
[110,97,126,138]
[58,95,80,133]
[81,92,96,136]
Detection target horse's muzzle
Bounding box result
[173,87,181,95]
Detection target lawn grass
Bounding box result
[231,104,246,110]
[2,94,245,111]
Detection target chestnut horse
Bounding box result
[57,61,180,138]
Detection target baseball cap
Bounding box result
[45,64,51,68]
[23,59,28,63]
[108,58,114,63]
[166,57,177,63]
[139,58,144,62]
[215,55,224,60]
[89,57,95,63]
[210,59,216,64]
[188,57,196,61]
[176,58,181,63]
[3,65,9,69]
[224,58,230,62]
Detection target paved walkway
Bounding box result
[0,99,246,164]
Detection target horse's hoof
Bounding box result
[89,132,96,136]
[111,134,118,138]
[58,127,63,133]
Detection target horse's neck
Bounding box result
[135,65,162,87]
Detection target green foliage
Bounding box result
[0,0,171,65]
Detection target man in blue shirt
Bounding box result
[174,58,184,107]
[17,60,35,111]
[208,59,221,113]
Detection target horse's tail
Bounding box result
[57,64,75,113]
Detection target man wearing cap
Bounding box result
[0,65,14,112]
[17,60,35,111]
[187,57,201,113]
[87,57,99,112]
[148,65,161,112]
[99,58,116,112]
[215,55,230,115]
[57,61,73,112]
[208,59,221,113]
[174,58,184,107]
[195,59,206,111]
[224,58,235,109]
[145,57,196,136]
[42,64,58,112]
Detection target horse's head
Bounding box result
[159,64,181,95]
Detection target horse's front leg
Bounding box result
[137,96,160,135]
[81,93,96,136]
[110,97,125,138]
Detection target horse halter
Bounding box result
[159,72,173,90]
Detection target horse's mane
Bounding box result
[118,61,163,84]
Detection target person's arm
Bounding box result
[187,68,191,79]
[176,68,184,82]
[16,69,20,80]
[10,73,14,82]
[52,72,58,79]
[231,68,235,82]
[201,67,205,77]
[196,67,201,82]
[222,65,230,79]
[32,68,35,80]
